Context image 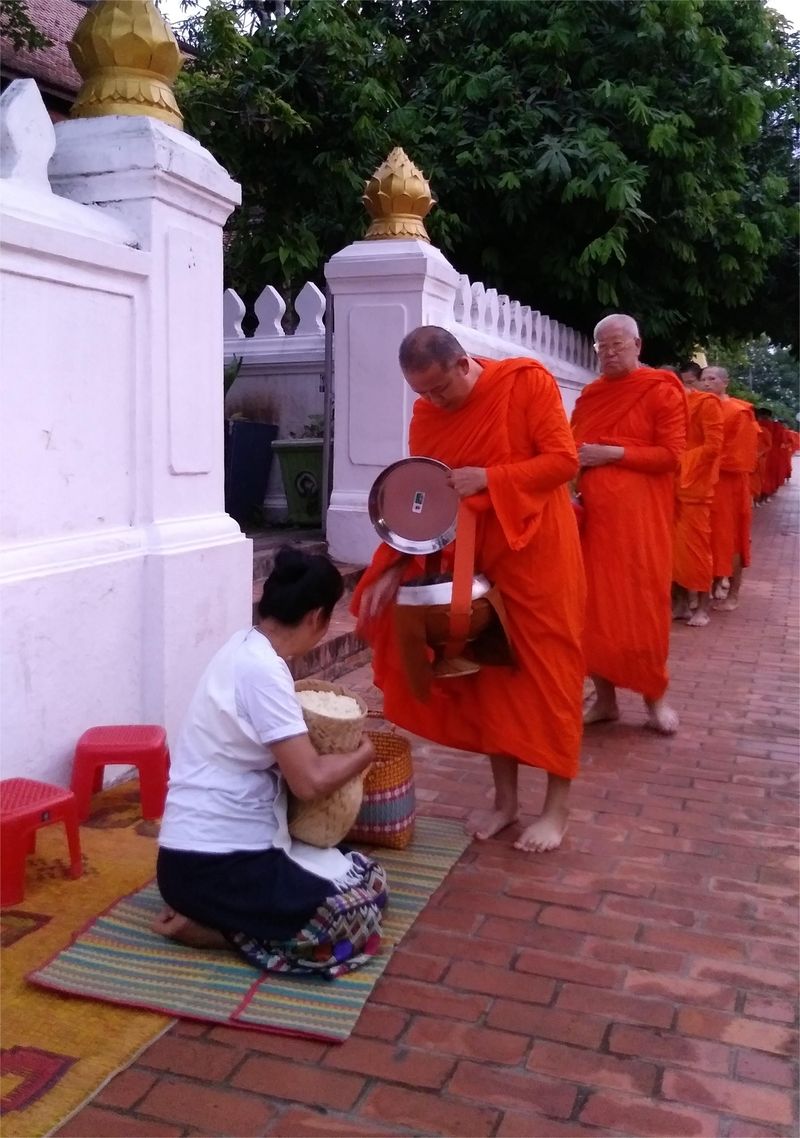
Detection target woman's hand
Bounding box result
[446,466,488,497]
[358,561,406,624]
[353,735,376,774]
[578,444,624,468]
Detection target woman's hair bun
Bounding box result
[272,546,308,585]
[258,546,344,626]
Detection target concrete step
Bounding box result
[250,529,326,582]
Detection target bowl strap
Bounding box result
[444,502,477,658]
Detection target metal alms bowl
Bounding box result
[368,457,459,555]
[396,574,492,607]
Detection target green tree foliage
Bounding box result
[723,336,799,424]
[1,0,52,51]
[174,0,798,358]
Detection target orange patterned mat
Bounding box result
[1,782,171,1138]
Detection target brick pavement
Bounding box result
[57,477,799,1138]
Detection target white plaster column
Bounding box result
[48,116,253,741]
[324,239,459,565]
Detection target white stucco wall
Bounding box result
[0,80,252,786]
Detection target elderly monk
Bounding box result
[701,366,759,612]
[352,326,585,853]
[672,363,724,627]
[571,314,688,733]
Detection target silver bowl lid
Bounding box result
[368,457,459,555]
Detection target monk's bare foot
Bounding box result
[151,906,228,949]
[467,807,519,841]
[687,609,710,627]
[672,606,690,621]
[514,814,568,853]
[583,701,619,725]
[713,596,739,612]
[712,578,730,600]
[644,700,680,735]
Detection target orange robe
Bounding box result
[673,389,723,592]
[351,358,586,779]
[709,398,759,577]
[762,419,793,497]
[571,367,688,701]
[778,425,794,485]
[751,423,772,501]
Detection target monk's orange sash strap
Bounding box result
[444,501,476,658]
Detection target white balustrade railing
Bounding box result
[223,280,326,342]
[448,273,595,371]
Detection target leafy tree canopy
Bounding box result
[705,334,799,424]
[173,0,798,360]
[1,0,52,51]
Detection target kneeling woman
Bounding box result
[154,548,386,979]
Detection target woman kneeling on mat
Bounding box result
[153,548,386,979]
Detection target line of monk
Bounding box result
[669,364,796,622]
[353,318,795,856]
[754,408,798,502]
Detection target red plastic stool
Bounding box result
[1,778,83,907]
[71,725,169,823]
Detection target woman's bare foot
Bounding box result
[151,906,229,949]
[514,815,568,853]
[467,806,519,841]
[644,699,680,735]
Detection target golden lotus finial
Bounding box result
[362,147,435,241]
[69,0,183,129]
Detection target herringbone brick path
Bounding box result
[58,474,799,1138]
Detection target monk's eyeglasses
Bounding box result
[593,338,633,353]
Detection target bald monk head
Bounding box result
[701,366,729,396]
[678,361,703,389]
[593,314,642,378]
[398,326,480,411]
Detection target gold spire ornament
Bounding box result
[69,0,183,129]
[362,148,435,241]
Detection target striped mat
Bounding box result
[28,817,470,1043]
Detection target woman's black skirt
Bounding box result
[157,845,338,942]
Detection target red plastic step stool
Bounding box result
[0,778,83,907]
[71,725,169,823]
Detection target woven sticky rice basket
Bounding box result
[287,680,369,847]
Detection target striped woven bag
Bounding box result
[346,713,415,849]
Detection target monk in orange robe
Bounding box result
[758,412,783,499]
[571,314,688,733]
[777,423,795,486]
[672,366,723,627]
[752,408,773,504]
[352,326,585,853]
[700,367,759,612]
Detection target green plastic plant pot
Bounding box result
[272,438,324,526]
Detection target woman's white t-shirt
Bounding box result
[159,628,307,854]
